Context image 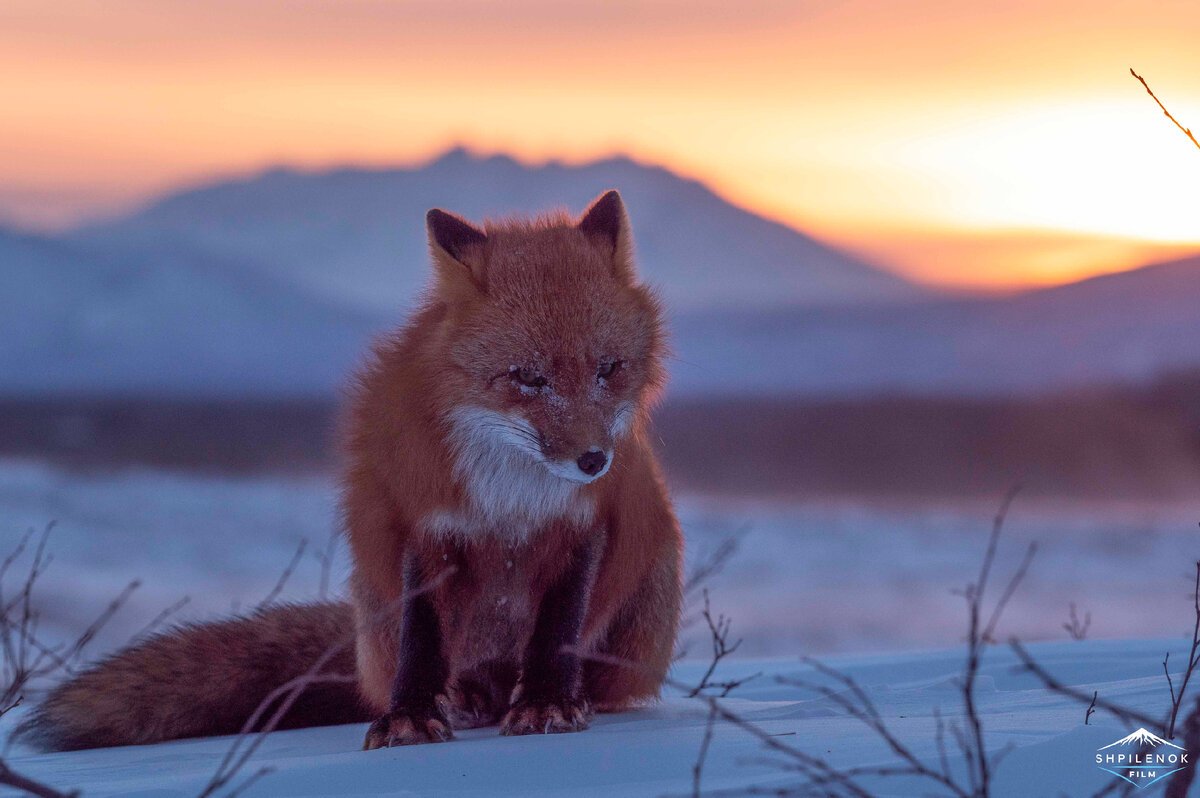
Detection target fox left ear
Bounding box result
[578,190,633,275]
[427,208,488,287]
[427,209,487,263]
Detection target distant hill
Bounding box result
[670,254,1200,395]
[4,150,1200,399]
[0,226,378,397]
[70,148,922,315]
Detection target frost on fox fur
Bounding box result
[426,406,601,541]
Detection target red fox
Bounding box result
[24,190,684,750]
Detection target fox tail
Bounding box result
[20,601,369,751]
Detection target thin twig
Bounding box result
[257,539,308,610]
[1165,562,1200,738]
[61,581,141,668]
[780,663,969,798]
[1064,603,1091,641]
[963,485,1028,796]
[0,761,79,798]
[684,527,747,599]
[1166,652,1178,717]
[1,525,139,705]
[685,590,761,698]
[196,565,457,798]
[1010,641,1165,734]
[1131,68,1200,152]
[0,525,89,798]
[131,596,192,643]
[314,529,341,602]
[693,704,718,798]
[1165,696,1200,798]
[610,490,1031,798]
[221,766,274,798]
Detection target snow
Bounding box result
[3,458,1199,795]
[1,458,1198,657]
[1,640,1193,797]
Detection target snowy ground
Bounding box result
[1,457,1197,657]
[1,639,1194,797]
[2,457,1200,796]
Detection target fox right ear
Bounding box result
[578,190,627,256]
[578,190,635,282]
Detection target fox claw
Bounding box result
[500,696,591,736]
[363,708,454,749]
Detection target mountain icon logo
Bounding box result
[1095,728,1190,789]
[1098,728,1185,751]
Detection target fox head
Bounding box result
[424,190,665,492]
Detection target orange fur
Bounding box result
[347,191,682,740]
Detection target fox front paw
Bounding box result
[500,695,591,736]
[363,707,454,749]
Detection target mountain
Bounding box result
[70,148,923,316]
[670,254,1200,396]
[0,226,379,397]
[5,149,1200,399]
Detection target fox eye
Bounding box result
[509,367,547,389]
[597,360,623,381]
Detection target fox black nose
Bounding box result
[576,450,607,477]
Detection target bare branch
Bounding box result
[0,525,87,798]
[131,596,192,643]
[1010,640,1165,734]
[957,485,1029,795]
[1063,603,1091,641]
[1131,68,1200,152]
[197,565,457,798]
[1,523,139,708]
[1166,697,1200,798]
[221,766,274,798]
[1165,561,1200,738]
[692,704,718,798]
[0,761,79,798]
[780,663,969,798]
[973,485,1022,607]
[1166,652,1178,716]
[619,490,1031,798]
[685,590,761,699]
[257,538,308,610]
[684,527,747,599]
[62,581,140,669]
[933,706,953,784]
[314,529,341,602]
[196,662,355,798]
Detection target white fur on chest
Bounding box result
[422,406,595,541]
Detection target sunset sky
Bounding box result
[2,0,1199,289]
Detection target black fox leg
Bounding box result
[501,535,602,735]
[363,555,452,748]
